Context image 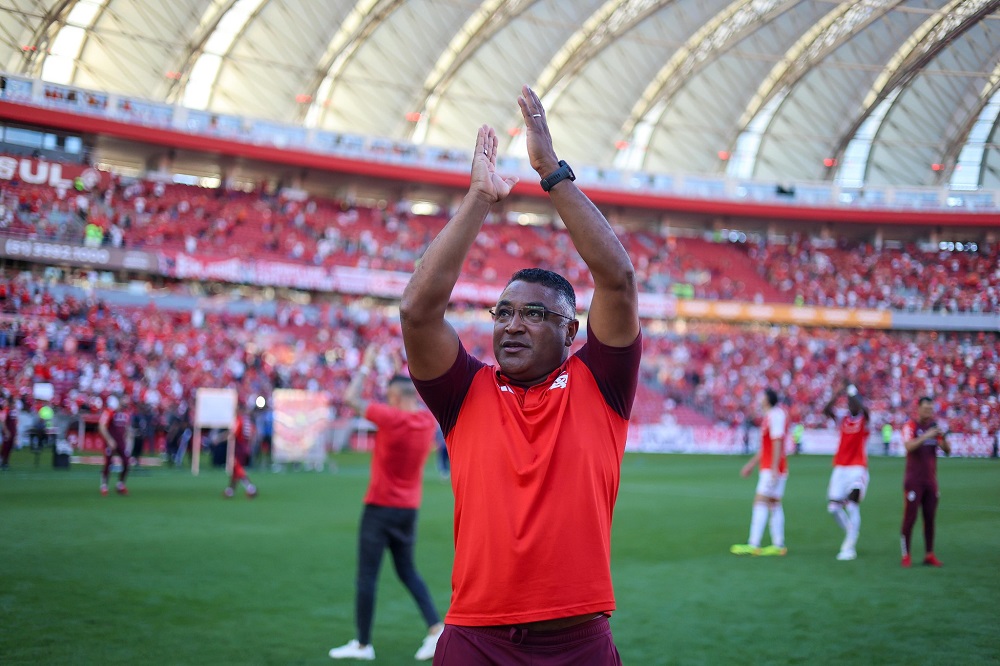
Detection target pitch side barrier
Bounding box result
[625,425,995,458]
[891,311,1000,332]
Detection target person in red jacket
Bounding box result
[328,345,443,662]
[900,396,951,568]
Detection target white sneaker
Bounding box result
[414,629,443,660]
[837,548,857,561]
[329,639,375,660]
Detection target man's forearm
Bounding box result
[547,182,633,290]
[343,367,368,414]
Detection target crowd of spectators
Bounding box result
[754,237,1000,313]
[642,322,998,438]
[2,272,995,452]
[1,167,996,451]
[0,272,411,458]
[1,173,995,312]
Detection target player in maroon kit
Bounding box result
[99,394,132,495]
[823,383,870,561]
[0,393,15,470]
[223,409,257,499]
[900,396,951,568]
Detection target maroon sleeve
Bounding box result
[574,320,642,420]
[411,342,486,438]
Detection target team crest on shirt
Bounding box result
[548,372,569,390]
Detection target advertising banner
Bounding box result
[0,153,109,190]
[0,236,157,271]
[271,389,330,464]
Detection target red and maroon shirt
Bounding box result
[100,407,131,448]
[833,412,869,467]
[363,403,437,510]
[902,418,943,486]
[414,322,641,626]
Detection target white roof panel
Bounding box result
[0,0,995,188]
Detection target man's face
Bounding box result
[386,383,403,408]
[918,401,935,421]
[492,280,578,386]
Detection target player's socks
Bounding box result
[923,553,943,567]
[100,483,108,496]
[749,502,768,549]
[768,505,785,550]
[845,501,861,545]
[828,502,850,532]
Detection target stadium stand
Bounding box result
[2,171,996,312]
[2,268,995,456]
[1,72,997,458]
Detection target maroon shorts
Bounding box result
[432,615,622,665]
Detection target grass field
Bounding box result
[1,451,997,665]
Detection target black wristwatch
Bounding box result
[539,160,575,192]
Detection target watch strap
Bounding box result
[540,160,575,192]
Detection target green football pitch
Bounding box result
[1,451,997,665]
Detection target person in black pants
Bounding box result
[328,346,444,662]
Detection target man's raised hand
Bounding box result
[471,124,518,204]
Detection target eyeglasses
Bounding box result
[488,305,574,325]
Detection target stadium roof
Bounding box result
[2,0,999,189]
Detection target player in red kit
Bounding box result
[223,409,257,499]
[731,388,789,556]
[99,394,132,496]
[900,396,951,568]
[823,383,870,561]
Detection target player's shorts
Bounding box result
[755,469,787,499]
[827,465,869,502]
[434,615,620,665]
